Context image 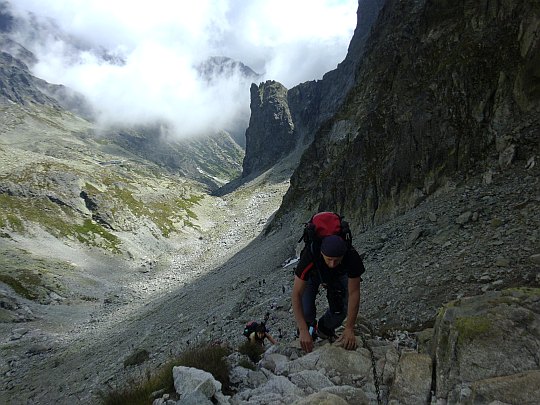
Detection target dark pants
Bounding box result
[301,273,349,333]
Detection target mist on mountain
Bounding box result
[1,0,357,139]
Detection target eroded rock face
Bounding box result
[242,81,296,177]
[241,0,386,178]
[274,0,540,230]
[0,51,59,107]
[433,287,540,404]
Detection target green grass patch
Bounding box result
[85,174,204,237]
[238,340,265,364]
[1,157,205,254]
[147,194,203,236]
[3,213,25,232]
[99,343,232,405]
[0,274,38,300]
[175,344,231,391]
[0,247,75,302]
[0,194,122,253]
[455,316,492,342]
[502,287,540,298]
[74,219,121,253]
[238,358,256,370]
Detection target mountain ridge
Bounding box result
[264,0,539,231]
[240,0,386,179]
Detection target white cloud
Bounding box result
[7,0,357,138]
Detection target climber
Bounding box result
[292,234,365,353]
[247,322,277,346]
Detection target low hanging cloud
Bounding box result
[6,0,357,138]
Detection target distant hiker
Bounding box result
[292,212,365,353]
[243,312,277,347]
[248,323,277,346]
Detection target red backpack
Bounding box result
[298,212,352,255]
[243,312,270,338]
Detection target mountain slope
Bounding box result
[274,0,539,228]
[235,0,540,367]
[240,0,386,179]
[0,34,246,319]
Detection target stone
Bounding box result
[388,352,433,405]
[483,170,494,185]
[289,344,373,384]
[260,353,289,375]
[291,391,348,405]
[433,289,540,402]
[406,228,423,247]
[237,374,304,404]
[177,390,213,405]
[123,349,150,368]
[468,370,540,405]
[416,328,435,356]
[173,366,227,405]
[456,211,472,225]
[498,144,516,169]
[381,345,400,385]
[321,385,370,405]
[289,370,334,391]
[529,254,540,265]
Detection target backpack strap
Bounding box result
[298,219,316,244]
[340,219,352,249]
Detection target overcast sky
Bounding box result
[7,0,358,138]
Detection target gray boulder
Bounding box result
[433,288,540,403]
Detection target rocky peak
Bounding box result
[273,0,540,231]
[196,56,261,83]
[195,56,261,148]
[240,0,385,178]
[0,49,59,106]
[242,81,296,177]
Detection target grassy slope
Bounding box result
[0,103,238,303]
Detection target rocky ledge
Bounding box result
[147,287,539,405]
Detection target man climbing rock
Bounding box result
[292,233,365,353]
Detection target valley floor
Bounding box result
[0,169,293,404]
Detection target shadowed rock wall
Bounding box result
[241,0,386,178]
[274,0,539,231]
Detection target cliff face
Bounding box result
[272,0,539,231]
[241,0,385,178]
[243,81,295,176]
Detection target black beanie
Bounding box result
[320,235,347,257]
